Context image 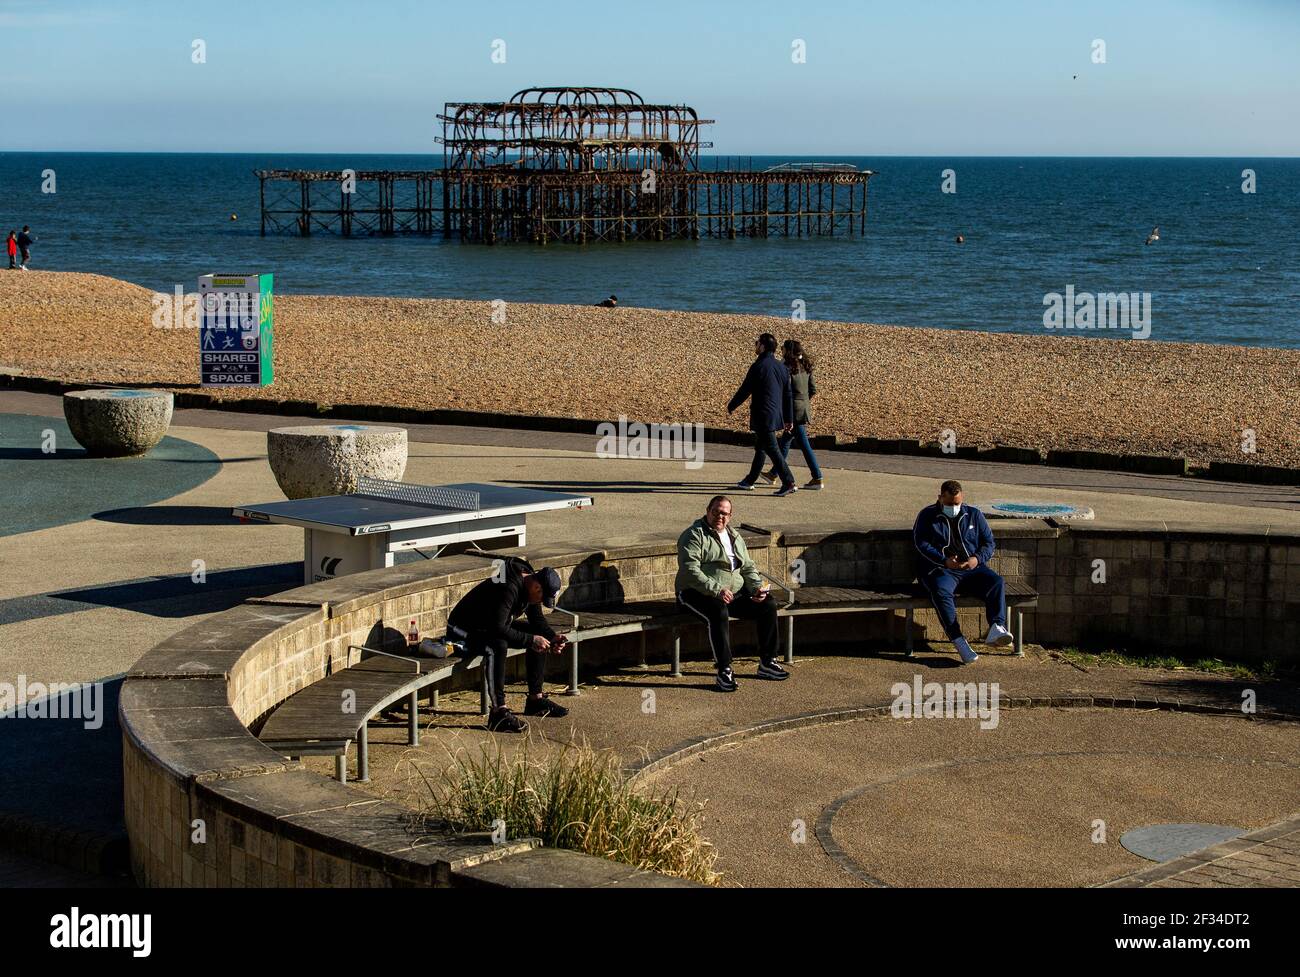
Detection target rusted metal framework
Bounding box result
[257,87,872,243]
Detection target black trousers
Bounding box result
[677,588,780,672]
[452,626,545,709]
[744,428,794,486]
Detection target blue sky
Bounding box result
[1,0,1297,154]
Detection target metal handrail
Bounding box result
[347,643,421,665]
[755,568,795,608]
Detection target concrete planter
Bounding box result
[267,424,408,499]
[62,389,174,457]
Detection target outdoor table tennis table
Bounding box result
[233,478,594,583]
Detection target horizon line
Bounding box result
[3,150,1299,160]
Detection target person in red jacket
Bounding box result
[6,231,16,270]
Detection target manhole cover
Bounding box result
[1120,823,1245,862]
[986,500,1094,520]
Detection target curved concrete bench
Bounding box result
[267,424,407,499]
[63,388,173,457]
[119,518,1300,887]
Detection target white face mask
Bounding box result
[942,503,961,518]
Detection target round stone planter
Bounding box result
[986,501,1095,521]
[62,388,174,458]
[267,424,408,499]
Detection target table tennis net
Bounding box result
[353,478,481,512]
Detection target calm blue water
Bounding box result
[2,153,1297,348]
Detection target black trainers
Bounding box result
[757,659,790,680]
[774,483,799,497]
[715,668,739,692]
[487,707,529,733]
[523,694,569,718]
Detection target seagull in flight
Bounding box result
[1145,226,1160,246]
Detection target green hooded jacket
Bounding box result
[675,517,763,597]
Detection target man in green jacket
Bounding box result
[676,495,790,692]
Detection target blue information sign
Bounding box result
[198,273,274,387]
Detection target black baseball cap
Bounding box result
[537,567,563,609]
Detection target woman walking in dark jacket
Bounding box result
[761,340,825,490]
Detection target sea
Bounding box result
[2,153,1298,349]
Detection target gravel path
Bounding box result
[3,270,1297,468]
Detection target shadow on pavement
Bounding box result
[0,677,127,873]
[94,504,244,526]
[0,562,301,625]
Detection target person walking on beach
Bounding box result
[758,339,824,490]
[16,226,34,270]
[445,557,571,733]
[912,480,1014,664]
[6,231,16,270]
[728,332,797,496]
[676,495,789,692]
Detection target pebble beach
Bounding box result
[2,270,1297,469]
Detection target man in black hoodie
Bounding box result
[447,557,569,733]
[728,333,797,495]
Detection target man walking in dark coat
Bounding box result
[16,226,34,270]
[728,333,797,495]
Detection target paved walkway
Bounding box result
[0,849,131,888]
[2,390,1297,887]
[5,390,1299,512]
[1107,818,1300,888]
[331,650,1300,889]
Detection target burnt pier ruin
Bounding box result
[257,87,871,244]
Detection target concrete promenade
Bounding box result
[2,389,1297,887]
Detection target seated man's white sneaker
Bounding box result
[984,623,1014,647]
[954,637,979,664]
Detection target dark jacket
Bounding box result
[16,231,33,249]
[728,352,793,432]
[448,556,557,648]
[790,368,816,425]
[912,503,996,575]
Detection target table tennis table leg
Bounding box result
[671,629,682,678]
[408,691,419,746]
[566,640,581,696]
